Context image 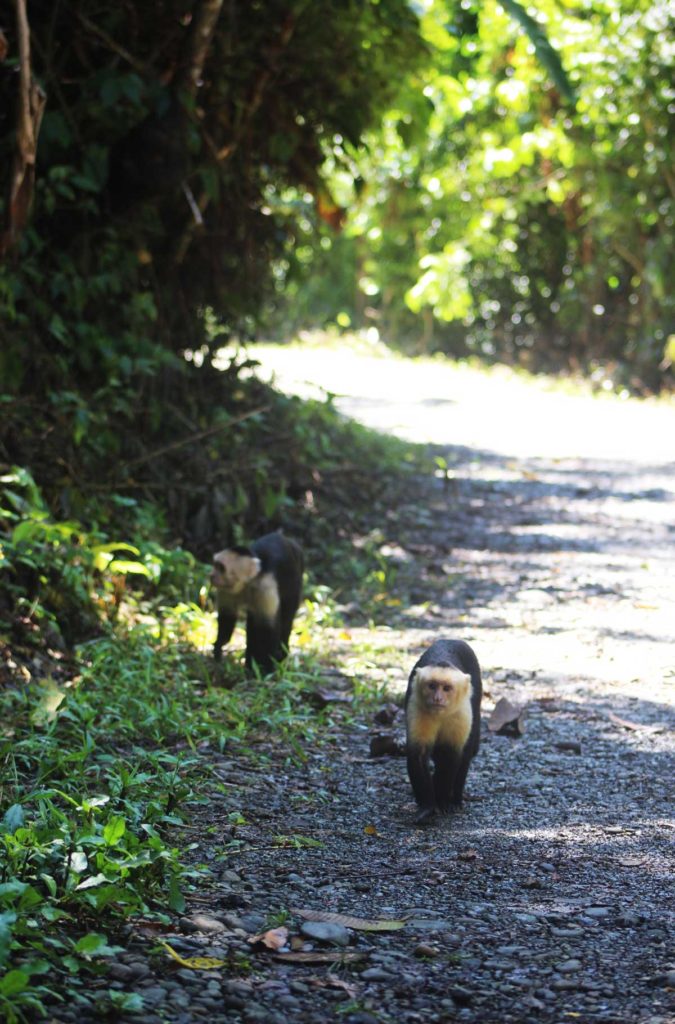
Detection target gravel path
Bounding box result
[67,350,675,1023]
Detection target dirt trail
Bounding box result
[104,349,675,1024]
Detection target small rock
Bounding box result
[300,921,350,946]
[139,986,169,1007]
[369,733,406,757]
[180,913,226,934]
[554,741,582,754]
[648,969,675,987]
[224,981,253,997]
[107,963,134,981]
[449,986,473,1006]
[220,870,242,883]
[557,959,582,973]
[127,961,151,980]
[522,876,543,889]
[617,910,645,927]
[552,978,579,991]
[523,995,546,1011]
[373,703,400,725]
[221,913,245,930]
[239,912,267,933]
[414,943,439,958]
[361,967,394,981]
[407,918,455,931]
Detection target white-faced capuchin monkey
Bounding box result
[211,532,304,675]
[405,638,482,826]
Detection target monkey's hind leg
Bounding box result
[432,745,462,813]
[449,750,473,808]
[245,613,282,676]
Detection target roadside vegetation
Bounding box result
[0,378,427,1021]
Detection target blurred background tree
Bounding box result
[0,0,672,402]
[268,0,673,390]
[0,0,422,393]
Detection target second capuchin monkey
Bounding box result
[211,532,304,675]
[405,638,482,826]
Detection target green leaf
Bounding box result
[0,881,28,904]
[103,816,126,846]
[75,873,108,891]
[167,875,185,913]
[107,559,152,578]
[30,679,67,727]
[0,911,16,967]
[101,990,145,1012]
[11,518,45,544]
[1,804,24,835]
[74,932,118,957]
[0,970,29,996]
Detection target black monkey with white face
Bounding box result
[211,532,304,675]
[405,638,482,826]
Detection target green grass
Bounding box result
[0,624,345,1021]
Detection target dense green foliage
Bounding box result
[2,0,670,398]
[274,0,674,389]
[0,0,422,394]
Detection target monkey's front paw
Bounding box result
[413,807,437,827]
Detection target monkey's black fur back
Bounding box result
[251,533,304,651]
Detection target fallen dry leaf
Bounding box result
[606,712,642,731]
[160,941,226,970]
[274,951,366,964]
[293,908,405,932]
[248,927,288,951]
[488,697,526,736]
[181,913,226,934]
[306,974,359,998]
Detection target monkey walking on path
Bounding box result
[405,638,483,826]
[211,532,304,675]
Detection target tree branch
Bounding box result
[1,0,47,258]
[177,0,225,99]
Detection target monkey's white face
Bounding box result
[211,550,261,595]
[414,666,471,712]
